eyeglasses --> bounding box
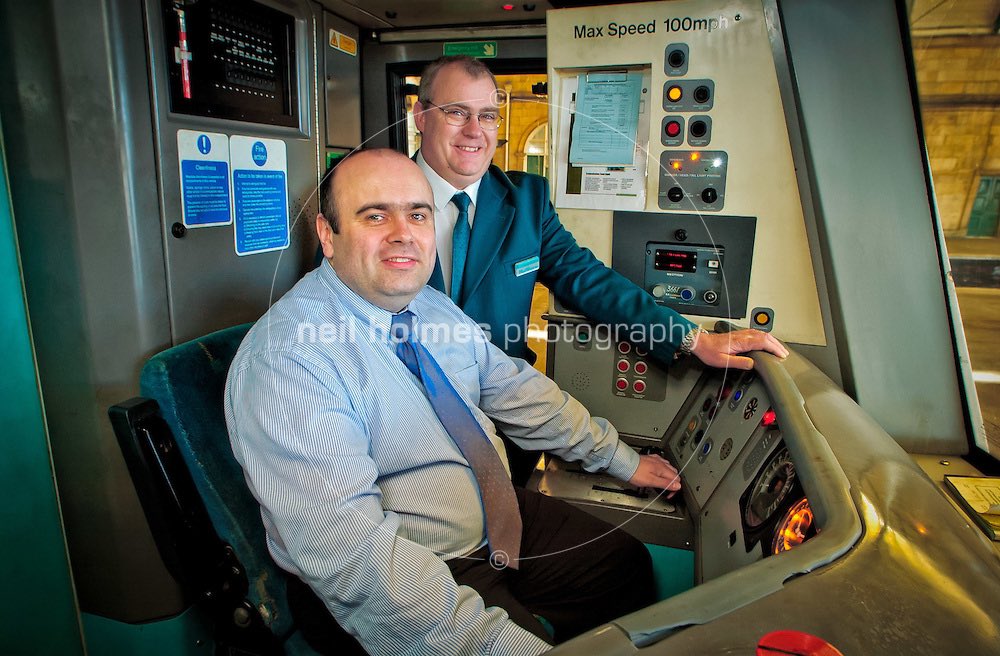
[424,101,503,131]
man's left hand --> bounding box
[690,329,789,370]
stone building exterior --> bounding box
[913,35,1000,235]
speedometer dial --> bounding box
[744,447,796,528]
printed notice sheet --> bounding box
[177,130,232,228]
[554,70,649,211]
[569,72,642,166]
[231,136,290,256]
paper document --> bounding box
[569,73,642,166]
[554,71,649,211]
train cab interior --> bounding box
[3,0,1000,654]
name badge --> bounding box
[513,256,540,277]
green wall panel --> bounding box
[646,543,695,601]
[81,609,213,656]
[0,128,82,651]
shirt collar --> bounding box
[317,260,430,337]
[416,150,482,212]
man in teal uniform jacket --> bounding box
[411,56,786,480]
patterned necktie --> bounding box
[391,311,522,569]
[449,192,472,303]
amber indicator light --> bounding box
[772,497,815,555]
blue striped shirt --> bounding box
[224,262,640,656]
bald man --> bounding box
[226,149,683,656]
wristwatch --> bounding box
[678,327,707,356]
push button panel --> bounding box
[665,369,778,511]
[610,340,662,401]
[658,150,729,212]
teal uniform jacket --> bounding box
[427,165,697,364]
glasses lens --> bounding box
[434,103,502,130]
[443,110,467,126]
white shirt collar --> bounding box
[416,151,482,211]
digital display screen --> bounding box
[655,249,697,273]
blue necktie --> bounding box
[391,311,522,569]
[449,192,472,303]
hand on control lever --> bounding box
[629,453,682,498]
[691,329,789,370]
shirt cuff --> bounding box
[605,440,641,482]
[490,620,551,656]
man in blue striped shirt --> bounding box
[225,149,684,655]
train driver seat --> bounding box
[109,323,329,655]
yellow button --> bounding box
[667,86,682,102]
[755,312,770,325]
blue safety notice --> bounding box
[177,130,232,227]
[233,169,289,255]
[180,160,231,226]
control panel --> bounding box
[612,211,755,319]
[547,0,828,346]
[658,150,728,212]
[548,321,702,446]
[161,0,299,127]
[658,365,811,582]
[645,242,724,310]
[610,338,657,399]
[535,350,814,568]
[666,369,776,511]
[662,78,715,113]
[659,47,724,211]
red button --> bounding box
[665,121,681,137]
[617,342,631,354]
[617,359,630,373]
[634,361,648,375]
[616,378,629,391]
[633,380,647,393]
[757,630,844,656]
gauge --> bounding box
[772,497,816,554]
[744,447,796,528]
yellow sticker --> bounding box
[329,29,357,56]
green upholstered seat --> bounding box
[139,323,299,643]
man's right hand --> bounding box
[628,454,682,493]
[690,328,789,370]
